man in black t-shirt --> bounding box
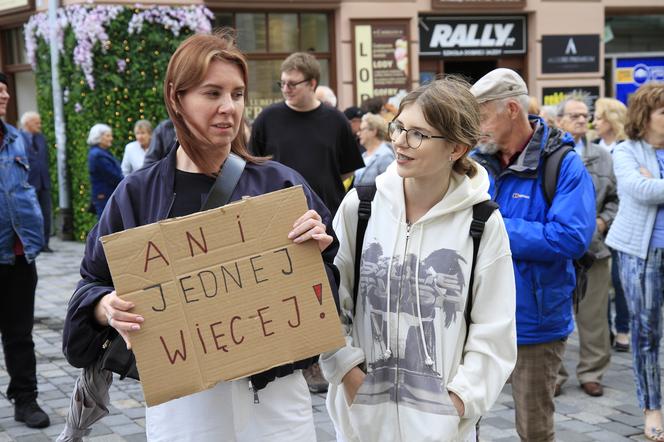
[250,52,364,217]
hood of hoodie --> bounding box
[375,160,491,226]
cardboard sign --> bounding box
[101,186,344,407]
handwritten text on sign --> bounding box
[101,186,344,407]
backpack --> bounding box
[541,146,595,313]
[352,184,498,346]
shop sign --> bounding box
[542,86,600,114]
[353,21,411,107]
[246,97,281,121]
[419,16,526,57]
[614,56,664,105]
[432,0,526,8]
[0,0,29,13]
[541,35,600,74]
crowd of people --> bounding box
[1,27,664,442]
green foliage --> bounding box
[34,8,195,240]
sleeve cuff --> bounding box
[319,343,365,385]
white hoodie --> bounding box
[320,163,517,442]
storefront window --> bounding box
[214,11,333,120]
[268,13,298,53]
[2,27,28,65]
[301,13,329,52]
[236,13,267,53]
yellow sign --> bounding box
[615,68,633,84]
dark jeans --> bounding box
[36,188,51,247]
[608,249,630,334]
[0,256,38,402]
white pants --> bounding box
[146,371,316,442]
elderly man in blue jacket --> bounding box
[470,69,595,442]
[21,111,53,253]
[0,72,50,428]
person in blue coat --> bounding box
[20,112,53,252]
[0,72,50,429]
[470,69,595,442]
[87,124,123,219]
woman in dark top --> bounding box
[63,30,338,441]
[87,123,123,218]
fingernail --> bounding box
[287,231,294,239]
[136,316,144,322]
[131,324,140,330]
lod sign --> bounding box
[420,16,526,57]
[101,186,345,407]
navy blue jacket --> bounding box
[88,145,123,217]
[0,122,44,264]
[21,131,51,191]
[64,146,340,390]
[471,118,595,345]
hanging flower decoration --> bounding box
[24,4,212,89]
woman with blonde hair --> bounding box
[594,97,627,152]
[63,29,338,441]
[593,97,630,351]
[606,82,664,441]
[321,77,516,441]
[354,113,394,186]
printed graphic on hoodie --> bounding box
[355,242,466,415]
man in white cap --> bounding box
[470,68,596,441]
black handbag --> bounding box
[99,153,247,380]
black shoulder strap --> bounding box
[542,145,574,206]
[201,153,247,210]
[464,200,499,346]
[353,184,377,314]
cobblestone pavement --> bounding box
[0,237,654,441]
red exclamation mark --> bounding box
[313,283,324,319]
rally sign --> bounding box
[419,16,526,57]
[101,186,345,407]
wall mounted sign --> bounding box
[419,16,527,58]
[614,56,664,105]
[353,20,411,107]
[432,0,525,9]
[541,35,600,74]
[542,86,600,114]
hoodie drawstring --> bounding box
[414,224,434,367]
[382,213,404,361]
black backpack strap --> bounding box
[201,153,247,210]
[353,184,377,316]
[542,145,574,206]
[465,200,499,346]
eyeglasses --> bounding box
[388,121,447,149]
[276,79,310,90]
[563,112,591,121]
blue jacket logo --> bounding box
[512,192,530,199]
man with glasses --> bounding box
[250,52,363,394]
[555,94,618,399]
[470,69,595,442]
[250,52,363,219]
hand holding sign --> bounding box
[288,209,332,251]
[94,291,143,349]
